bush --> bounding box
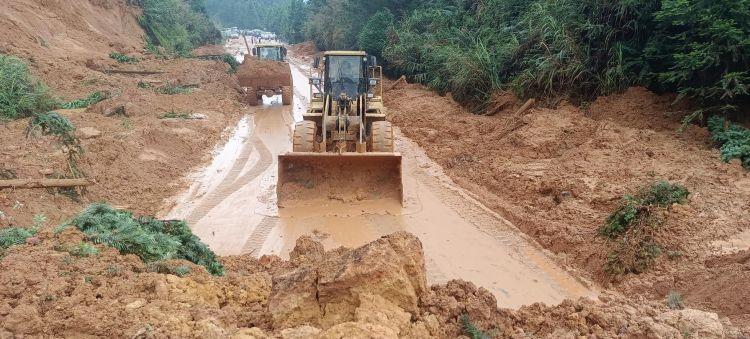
[64,203,224,275]
[357,10,395,59]
[601,181,689,276]
[221,54,240,73]
[138,0,221,56]
[708,115,750,169]
[61,91,107,109]
[666,291,684,310]
[109,52,139,64]
[0,227,36,252]
[0,54,58,120]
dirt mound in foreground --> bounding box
[1,230,738,338]
[385,81,750,330]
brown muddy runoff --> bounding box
[162,42,596,308]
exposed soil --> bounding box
[1,1,748,336]
[1,228,739,338]
[384,80,750,330]
[0,0,246,229]
[237,57,292,89]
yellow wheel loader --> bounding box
[237,40,293,106]
[277,51,402,205]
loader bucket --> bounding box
[277,152,403,206]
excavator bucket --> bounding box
[277,152,403,206]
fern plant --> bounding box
[708,116,750,169]
[64,203,224,275]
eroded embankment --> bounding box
[384,79,750,330]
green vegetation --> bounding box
[708,116,750,169]
[109,52,139,64]
[205,0,749,120]
[0,54,58,120]
[61,91,107,109]
[155,84,197,95]
[602,181,689,276]
[222,54,240,73]
[137,0,221,56]
[460,314,490,339]
[0,227,36,253]
[63,203,224,275]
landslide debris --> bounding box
[385,80,750,331]
[0,230,739,338]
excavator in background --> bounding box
[277,51,403,206]
[236,37,292,106]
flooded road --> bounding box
[164,41,596,308]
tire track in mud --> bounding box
[240,215,277,255]
[186,134,273,225]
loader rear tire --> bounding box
[245,87,259,106]
[371,121,394,152]
[293,121,316,152]
[281,86,292,105]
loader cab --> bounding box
[252,44,287,62]
[317,51,377,99]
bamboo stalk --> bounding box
[0,179,91,189]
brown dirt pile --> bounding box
[237,58,292,89]
[287,41,319,64]
[1,230,737,338]
[0,0,144,99]
[385,81,750,330]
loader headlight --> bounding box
[367,93,374,98]
[310,78,320,85]
[369,79,377,86]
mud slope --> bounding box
[385,81,750,328]
[0,1,245,228]
[0,0,144,98]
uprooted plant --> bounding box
[601,181,689,276]
[155,83,198,95]
[60,203,224,276]
[26,112,84,178]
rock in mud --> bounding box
[269,232,427,330]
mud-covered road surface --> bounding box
[163,39,596,308]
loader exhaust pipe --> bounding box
[277,152,403,207]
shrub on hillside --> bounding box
[601,181,689,276]
[62,203,224,275]
[357,9,395,59]
[138,0,221,56]
[0,227,36,254]
[0,55,58,120]
[61,91,107,109]
[708,116,750,169]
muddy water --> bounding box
[164,48,597,308]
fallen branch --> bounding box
[104,69,164,75]
[0,179,91,189]
[514,98,536,116]
[386,75,407,91]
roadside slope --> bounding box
[385,81,750,329]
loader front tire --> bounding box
[293,121,316,152]
[371,121,394,152]
[281,86,292,105]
